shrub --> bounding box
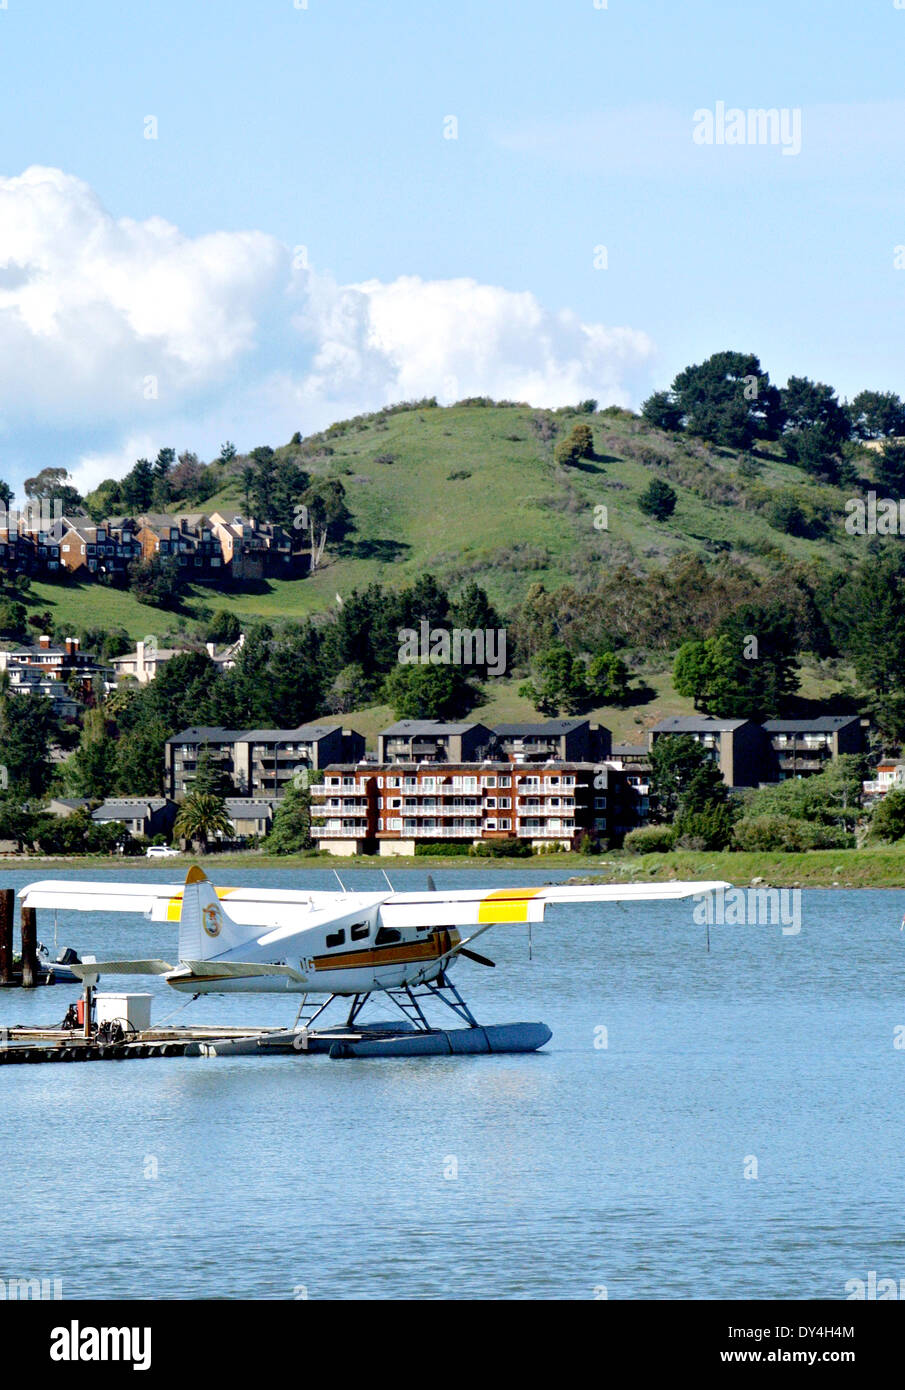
[732,814,854,852]
[470,839,532,858]
[624,825,678,854]
[638,478,678,521]
[414,841,471,856]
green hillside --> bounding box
[27,399,874,646]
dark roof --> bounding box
[493,720,588,736]
[165,727,249,744]
[653,716,749,732]
[762,717,861,733]
[380,721,489,737]
[240,725,341,742]
[611,743,649,756]
[91,798,171,821]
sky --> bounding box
[0,0,903,496]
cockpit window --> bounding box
[325,929,346,949]
[375,927,401,946]
[351,922,369,941]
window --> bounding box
[325,929,346,949]
[499,797,511,809]
[485,797,496,808]
[498,818,511,830]
[499,776,511,787]
[595,797,607,809]
[375,927,401,945]
[484,776,497,788]
[351,922,369,941]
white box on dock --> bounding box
[95,993,153,1031]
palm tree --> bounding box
[173,793,233,854]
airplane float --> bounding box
[18,869,731,1057]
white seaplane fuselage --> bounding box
[167,909,462,996]
[161,884,466,996]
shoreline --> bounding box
[1,847,905,887]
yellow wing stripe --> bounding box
[477,887,545,924]
[165,887,237,921]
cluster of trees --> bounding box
[85,445,234,520]
[518,646,631,716]
[673,604,800,721]
[625,739,865,853]
[642,350,905,485]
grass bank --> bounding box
[3,847,905,886]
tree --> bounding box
[519,644,588,715]
[173,793,233,852]
[830,548,905,738]
[648,734,727,823]
[300,477,352,570]
[84,479,123,523]
[641,391,684,432]
[673,610,799,723]
[265,774,322,854]
[874,441,905,494]
[848,390,905,441]
[129,554,182,608]
[449,582,500,633]
[219,441,238,465]
[66,706,118,798]
[120,458,156,512]
[638,478,677,521]
[113,717,170,796]
[781,376,851,482]
[0,599,27,639]
[0,689,55,795]
[191,745,234,797]
[383,663,474,720]
[554,423,594,467]
[869,788,905,843]
[670,351,783,447]
[586,650,631,704]
[206,610,241,645]
[22,466,83,512]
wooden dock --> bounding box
[0,1019,552,1062]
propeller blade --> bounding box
[458,947,496,968]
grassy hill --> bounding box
[31,400,870,640]
[11,400,870,743]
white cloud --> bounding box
[0,166,656,490]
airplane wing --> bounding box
[179,961,305,981]
[18,879,335,927]
[378,880,731,929]
[69,959,175,979]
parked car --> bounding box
[145,845,181,858]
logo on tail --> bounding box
[202,904,222,938]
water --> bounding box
[1,866,903,1300]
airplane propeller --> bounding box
[457,946,496,968]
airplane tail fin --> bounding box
[177,866,244,961]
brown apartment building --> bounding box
[310,761,628,856]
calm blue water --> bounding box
[1,866,904,1300]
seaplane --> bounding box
[18,869,730,1057]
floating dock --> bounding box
[0,1020,552,1064]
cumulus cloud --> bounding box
[0,166,656,490]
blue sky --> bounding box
[0,0,903,494]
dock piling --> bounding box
[19,905,37,989]
[0,889,13,985]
